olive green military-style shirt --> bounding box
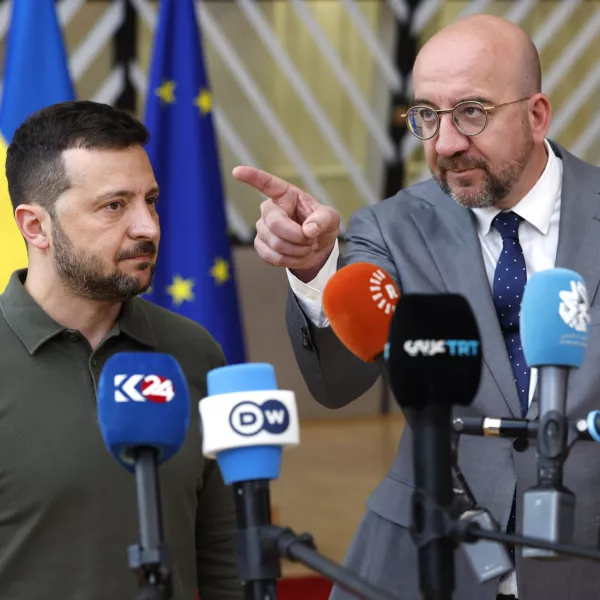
[0,269,242,600]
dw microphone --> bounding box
[520,268,590,559]
[199,363,300,600]
[97,352,190,600]
[200,362,405,600]
[323,263,512,584]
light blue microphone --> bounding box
[200,363,299,485]
[521,267,590,369]
[199,363,299,597]
[520,268,590,559]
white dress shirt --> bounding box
[286,139,563,596]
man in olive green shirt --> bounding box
[0,101,242,600]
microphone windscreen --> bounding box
[200,363,299,484]
[520,268,590,368]
[207,362,277,395]
[322,262,400,361]
[387,294,482,409]
[97,352,190,472]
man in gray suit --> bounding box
[233,14,600,600]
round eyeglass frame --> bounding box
[401,97,531,140]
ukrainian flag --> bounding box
[0,0,75,291]
[143,0,247,364]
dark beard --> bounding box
[433,136,532,209]
[51,216,156,302]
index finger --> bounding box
[232,166,294,204]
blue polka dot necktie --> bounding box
[492,211,530,416]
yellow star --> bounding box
[194,88,212,115]
[155,80,176,105]
[210,258,230,285]
[166,275,195,306]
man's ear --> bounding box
[15,204,51,251]
[528,93,552,145]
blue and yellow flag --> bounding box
[144,0,247,364]
[0,0,75,292]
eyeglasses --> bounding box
[401,97,531,140]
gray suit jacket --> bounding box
[286,141,600,599]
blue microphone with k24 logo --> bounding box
[97,351,190,600]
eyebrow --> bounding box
[94,185,160,202]
[410,96,494,108]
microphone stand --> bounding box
[261,525,402,600]
[410,405,455,600]
[453,415,591,446]
[233,479,404,600]
[234,480,280,600]
[409,483,600,593]
[128,448,172,600]
[230,448,600,600]
[454,519,600,564]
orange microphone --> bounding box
[322,262,400,363]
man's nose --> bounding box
[129,204,160,240]
[435,114,470,157]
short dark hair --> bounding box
[6,100,150,213]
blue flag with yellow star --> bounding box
[143,0,246,364]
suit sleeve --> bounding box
[195,459,243,600]
[286,205,400,409]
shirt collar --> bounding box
[0,269,158,355]
[471,139,562,237]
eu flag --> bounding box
[144,0,247,365]
[0,0,75,292]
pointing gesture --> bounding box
[232,166,341,282]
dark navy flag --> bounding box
[144,0,246,365]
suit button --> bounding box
[301,326,313,351]
[513,437,529,452]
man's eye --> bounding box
[420,109,436,121]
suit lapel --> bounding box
[553,144,600,306]
[410,188,522,417]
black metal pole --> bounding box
[129,447,172,600]
[114,0,138,112]
[261,525,404,600]
[233,480,280,600]
[380,0,421,415]
[458,522,600,564]
[382,0,422,199]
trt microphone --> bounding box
[520,268,590,559]
[323,263,512,584]
[199,363,300,600]
[387,294,482,600]
[97,352,190,600]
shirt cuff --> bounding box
[286,240,340,328]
